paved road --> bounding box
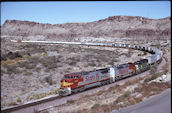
[111,88,171,113]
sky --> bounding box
[1,1,171,25]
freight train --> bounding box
[59,43,163,96]
[13,40,162,96]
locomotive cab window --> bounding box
[64,75,73,79]
[101,70,109,73]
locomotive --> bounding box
[59,43,163,96]
[59,63,136,96]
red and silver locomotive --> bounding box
[59,62,136,96]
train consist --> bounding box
[59,43,163,96]
[11,40,163,96]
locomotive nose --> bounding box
[60,79,65,87]
[60,79,73,88]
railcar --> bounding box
[59,62,136,96]
[146,54,158,65]
[59,68,111,96]
[134,59,149,74]
[125,44,129,48]
[113,63,136,79]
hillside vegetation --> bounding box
[1,16,171,41]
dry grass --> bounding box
[67,99,75,104]
[24,72,33,76]
[27,89,59,101]
[86,82,170,113]
[17,97,22,103]
[135,82,170,98]
[123,90,131,98]
[8,100,17,106]
[162,63,169,73]
[122,77,143,88]
[1,60,15,65]
[48,89,59,95]
[164,56,168,62]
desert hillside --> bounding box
[1,16,171,41]
[1,16,171,109]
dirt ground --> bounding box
[1,39,153,108]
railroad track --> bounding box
[2,40,163,113]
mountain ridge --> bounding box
[1,15,171,41]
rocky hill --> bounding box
[1,16,171,41]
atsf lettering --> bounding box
[85,74,99,81]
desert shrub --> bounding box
[151,74,159,80]
[123,90,131,98]
[143,51,147,55]
[8,99,17,106]
[36,67,41,72]
[40,56,58,69]
[120,53,129,57]
[64,68,71,73]
[8,51,22,60]
[28,57,39,64]
[91,103,100,110]
[1,60,15,65]
[44,75,53,85]
[68,61,77,66]
[96,90,105,96]
[45,68,50,72]
[108,86,116,92]
[128,98,136,105]
[164,56,168,62]
[67,99,75,104]
[88,62,96,67]
[163,69,168,75]
[25,63,37,69]
[48,63,57,69]
[48,89,59,95]
[149,64,158,75]
[24,72,33,76]
[101,104,111,113]
[123,80,133,87]
[1,54,7,61]
[162,63,169,73]
[17,97,22,103]
[6,64,20,74]
[17,61,27,67]
[7,52,15,59]
[144,64,160,82]
[14,57,26,62]
[144,77,152,83]
[27,93,47,100]
[133,97,143,103]
[138,53,142,56]
[57,55,63,59]
[33,109,40,113]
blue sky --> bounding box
[1,1,171,25]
